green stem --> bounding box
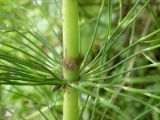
[62,0,79,120]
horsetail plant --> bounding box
[0,0,160,119]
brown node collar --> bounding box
[62,57,80,70]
